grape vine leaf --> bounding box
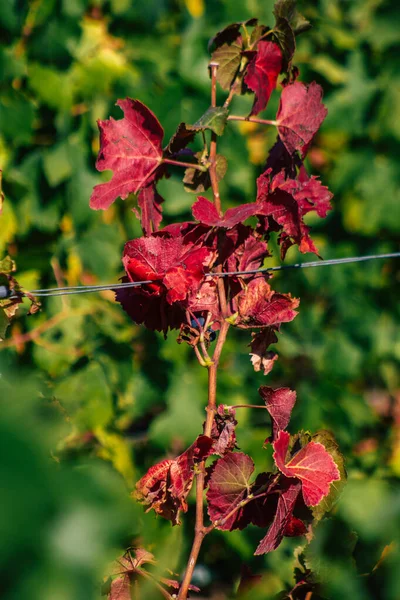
[272,430,341,506]
[249,328,278,375]
[244,41,282,116]
[122,228,215,304]
[254,478,302,554]
[273,0,311,36]
[211,37,243,90]
[189,107,229,136]
[256,168,332,257]
[90,99,164,213]
[183,154,227,194]
[276,81,328,155]
[259,386,297,441]
[192,196,261,228]
[235,278,299,329]
[134,435,212,524]
[207,452,255,530]
[210,405,238,456]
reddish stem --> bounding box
[209,64,222,216]
[177,321,230,600]
[231,404,268,410]
[163,158,207,171]
[227,115,277,126]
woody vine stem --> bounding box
[177,62,230,600]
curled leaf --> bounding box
[134,435,212,524]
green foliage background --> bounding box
[0,0,399,598]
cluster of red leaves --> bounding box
[89,0,342,572]
[92,77,330,336]
[135,386,342,555]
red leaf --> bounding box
[259,386,296,441]
[210,405,238,456]
[192,196,261,229]
[137,183,164,236]
[254,478,301,554]
[244,41,283,116]
[276,81,327,155]
[249,328,278,375]
[135,435,212,524]
[273,431,341,506]
[206,452,255,530]
[283,515,307,537]
[109,574,131,600]
[236,277,299,329]
[118,223,217,332]
[90,98,164,222]
[256,168,332,257]
[225,227,269,277]
[120,226,215,318]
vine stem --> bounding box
[227,115,277,126]
[209,63,222,216]
[178,62,231,600]
[163,158,207,172]
[231,404,268,410]
[177,321,230,600]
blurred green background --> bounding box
[0,0,399,598]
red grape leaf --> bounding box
[206,452,255,530]
[273,430,341,506]
[136,183,164,235]
[164,122,196,156]
[90,99,164,211]
[225,228,269,277]
[118,223,216,332]
[254,478,302,554]
[108,574,131,600]
[122,229,215,304]
[276,81,327,155]
[210,405,238,456]
[249,328,278,375]
[256,168,332,257]
[235,277,299,329]
[135,435,212,524]
[244,41,282,116]
[192,196,261,229]
[259,386,297,441]
[283,515,307,537]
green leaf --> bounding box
[211,40,243,90]
[183,153,227,193]
[43,142,73,187]
[53,363,114,431]
[0,90,35,145]
[0,307,9,340]
[189,106,229,136]
[272,16,296,70]
[0,255,15,274]
[273,0,311,36]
